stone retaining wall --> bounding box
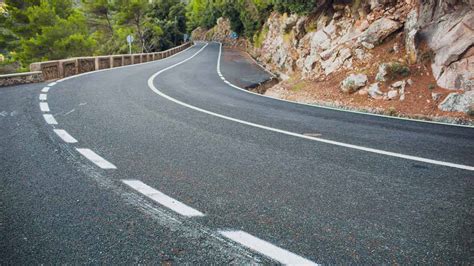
[0,42,192,87]
[0,71,44,87]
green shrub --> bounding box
[387,106,397,116]
[253,25,269,48]
[387,62,410,80]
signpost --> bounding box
[126,35,134,54]
[183,34,189,42]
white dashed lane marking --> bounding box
[122,180,205,217]
[41,86,50,93]
[43,114,58,125]
[54,129,78,143]
[48,82,57,86]
[76,148,117,169]
[220,230,318,265]
[39,102,50,112]
[39,94,47,101]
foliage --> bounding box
[386,62,410,80]
[253,25,268,48]
[0,0,333,72]
[272,0,317,15]
[2,0,96,68]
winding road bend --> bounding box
[1,42,473,264]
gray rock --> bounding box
[435,51,474,90]
[321,47,352,75]
[407,78,414,86]
[405,10,419,64]
[358,18,402,45]
[438,91,474,112]
[399,86,406,101]
[391,80,406,88]
[432,92,443,101]
[424,10,474,90]
[361,42,375,49]
[341,73,368,93]
[368,82,383,99]
[354,49,369,60]
[387,90,398,100]
[375,64,388,82]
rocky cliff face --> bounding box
[193,0,473,120]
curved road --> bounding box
[1,42,473,264]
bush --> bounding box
[386,62,410,80]
[253,25,269,48]
[273,0,316,15]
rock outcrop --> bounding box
[418,2,474,91]
[194,0,473,115]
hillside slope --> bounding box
[192,0,473,124]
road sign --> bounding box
[126,35,134,54]
[230,32,238,39]
[183,34,189,42]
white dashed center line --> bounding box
[122,180,205,217]
[39,102,50,112]
[43,114,58,125]
[48,82,57,86]
[220,230,318,265]
[39,94,47,101]
[54,129,78,143]
[41,86,50,93]
[76,148,117,169]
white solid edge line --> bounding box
[41,86,50,93]
[122,179,205,217]
[43,114,58,125]
[56,43,196,83]
[147,42,474,171]
[48,82,57,86]
[39,102,50,112]
[76,148,116,169]
[220,230,318,265]
[216,43,473,129]
[53,129,78,143]
[39,94,47,101]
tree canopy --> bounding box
[0,0,325,72]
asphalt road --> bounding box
[1,42,473,264]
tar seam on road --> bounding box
[148,42,474,171]
[216,43,473,128]
[122,180,205,217]
[76,148,117,169]
[53,129,78,143]
[220,230,318,265]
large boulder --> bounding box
[357,18,402,45]
[368,83,383,99]
[419,2,474,90]
[438,91,474,113]
[404,10,419,64]
[341,74,368,93]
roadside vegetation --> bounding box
[0,0,330,73]
[0,0,187,73]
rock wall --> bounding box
[0,71,44,87]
